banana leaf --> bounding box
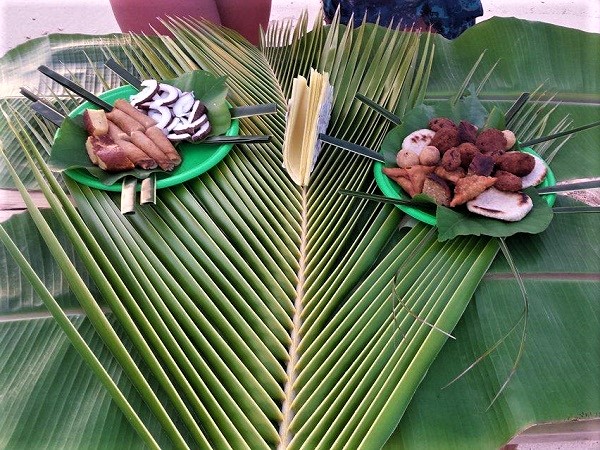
[0,15,598,450]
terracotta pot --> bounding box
[108,0,222,36]
[215,0,272,45]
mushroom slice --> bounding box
[130,79,160,107]
[172,92,196,117]
[467,187,533,221]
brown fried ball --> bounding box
[496,151,535,177]
[468,153,495,176]
[494,170,523,192]
[475,128,507,155]
[458,120,478,143]
[441,147,462,171]
[430,127,461,154]
[457,142,480,169]
[428,117,457,131]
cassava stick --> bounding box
[113,98,157,129]
[129,130,175,171]
[145,126,181,164]
[106,107,145,134]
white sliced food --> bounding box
[187,100,207,122]
[167,132,191,141]
[401,128,436,156]
[130,79,159,107]
[521,154,547,188]
[191,121,211,141]
[147,105,174,130]
[152,84,181,106]
[467,187,533,222]
[172,92,195,117]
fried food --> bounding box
[428,117,456,131]
[383,165,435,197]
[468,153,495,176]
[450,175,497,207]
[435,165,466,184]
[494,170,522,192]
[457,142,479,168]
[441,147,462,171]
[396,149,420,168]
[475,128,507,155]
[419,145,441,166]
[430,127,461,154]
[422,174,451,206]
[496,151,535,177]
[458,120,478,143]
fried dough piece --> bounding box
[106,107,145,134]
[383,165,435,197]
[113,98,157,129]
[145,126,181,164]
[450,175,497,207]
[434,165,466,184]
[422,174,451,206]
[113,138,158,170]
[129,130,176,171]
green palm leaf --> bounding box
[0,16,598,449]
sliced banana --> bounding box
[401,128,436,156]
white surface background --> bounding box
[1,0,599,55]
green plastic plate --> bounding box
[54,85,239,192]
[373,147,556,226]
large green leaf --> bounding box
[0,15,598,450]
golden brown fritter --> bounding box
[428,117,457,131]
[457,142,480,168]
[430,127,461,154]
[435,165,466,184]
[494,170,523,192]
[441,147,462,171]
[468,153,495,176]
[422,174,452,206]
[496,151,535,176]
[450,175,497,207]
[383,165,436,197]
[458,120,478,143]
[475,128,507,155]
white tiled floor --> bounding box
[1,0,599,55]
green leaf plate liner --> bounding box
[51,78,239,192]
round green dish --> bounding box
[54,85,239,192]
[373,147,556,226]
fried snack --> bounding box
[129,130,176,171]
[450,175,497,207]
[113,98,158,129]
[383,165,435,197]
[494,170,522,192]
[107,120,130,142]
[458,120,478,143]
[106,107,146,134]
[428,117,456,131]
[502,130,517,149]
[422,174,451,206]
[83,109,109,136]
[145,126,182,164]
[435,165,466,184]
[430,127,461,154]
[475,128,507,155]
[419,145,441,166]
[496,151,535,176]
[441,147,462,171]
[457,142,479,168]
[113,138,158,170]
[396,149,420,168]
[468,153,495,176]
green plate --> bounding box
[55,85,239,192]
[373,147,556,226]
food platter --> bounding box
[53,85,240,192]
[373,147,556,226]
